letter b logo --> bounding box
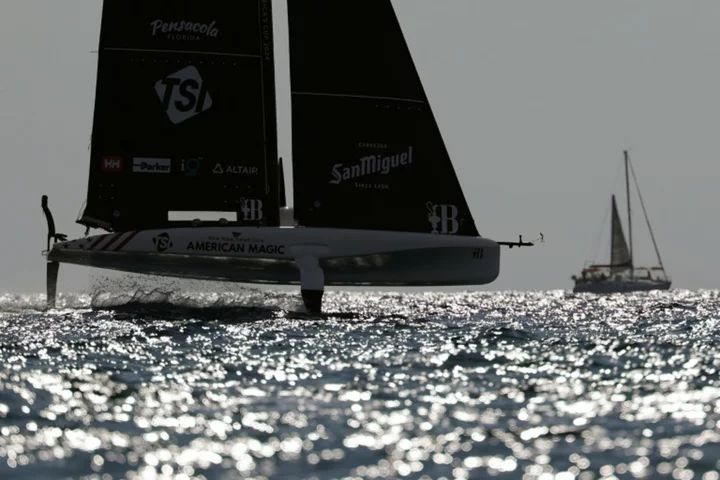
[438,204,459,234]
[427,202,459,234]
[242,199,263,221]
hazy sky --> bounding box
[2,0,719,294]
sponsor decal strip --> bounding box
[88,232,140,251]
[113,231,140,251]
[89,235,110,250]
[101,233,125,251]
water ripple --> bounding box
[0,288,719,479]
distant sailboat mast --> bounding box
[624,150,633,280]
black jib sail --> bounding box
[79,0,279,232]
[287,0,479,236]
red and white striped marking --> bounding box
[88,231,140,252]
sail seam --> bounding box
[292,91,426,104]
[103,48,262,59]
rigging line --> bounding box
[528,233,545,244]
[629,159,666,272]
[585,156,625,264]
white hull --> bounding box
[47,226,500,287]
[573,279,671,294]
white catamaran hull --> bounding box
[47,226,500,287]
[573,280,671,294]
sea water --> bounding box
[0,287,718,479]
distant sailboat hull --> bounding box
[573,278,671,294]
[47,227,500,287]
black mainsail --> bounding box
[287,0,479,236]
[79,0,279,231]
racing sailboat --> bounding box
[41,0,535,313]
[572,150,670,293]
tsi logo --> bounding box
[133,157,171,173]
[426,202,459,234]
[155,65,213,124]
[241,199,263,221]
[152,232,173,252]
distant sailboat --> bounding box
[572,150,671,293]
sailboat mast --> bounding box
[624,150,633,278]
